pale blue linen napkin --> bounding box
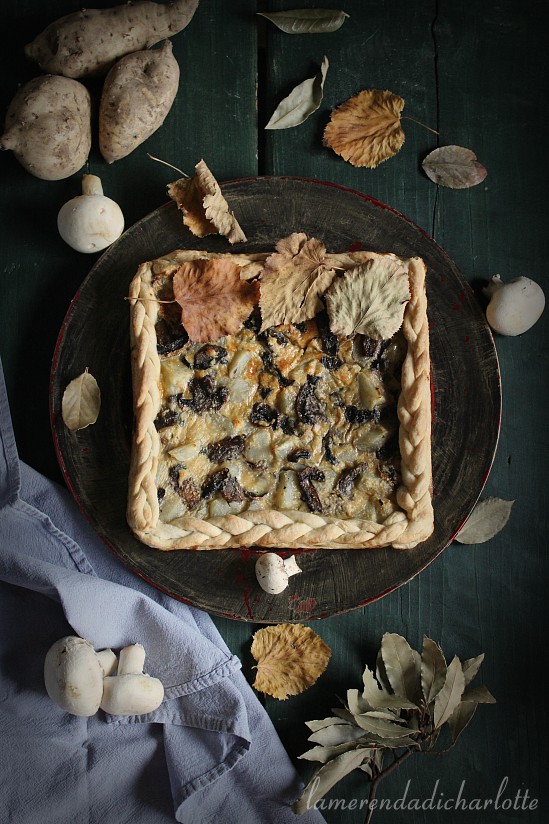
[0,361,324,824]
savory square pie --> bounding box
[127,237,433,550]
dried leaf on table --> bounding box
[265,56,329,129]
[454,497,514,544]
[433,656,465,728]
[259,232,340,330]
[323,88,405,167]
[258,9,349,34]
[173,257,259,342]
[422,145,487,189]
[293,749,370,814]
[420,636,447,705]
[61,369,101,431]
[167,159,246,244]
[325,257,410,339]
[251,623,331,700]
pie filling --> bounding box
[153,310,406,525]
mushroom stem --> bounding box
[118,644,146,676]
[96,648,118,676]
[81,173,103,197]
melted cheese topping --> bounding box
[154,319,406,523]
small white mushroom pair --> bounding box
[44,636,164,717]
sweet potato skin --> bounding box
[0,76,91,181]
[24,0,199,78]
[99,40,180,163]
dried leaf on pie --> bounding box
[265,55,329,129]
[251,623,331,700]
[259,232,339,330]
[326,257,411,339]
[172,258,259,342]
[422,145,487,189]
[167,159,247,244]
[62,369,101,431]
[323,89,405,168]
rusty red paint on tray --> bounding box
[347,241,363,252]
[296,597,317,613]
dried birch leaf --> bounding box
[259,9,349,34]
[326,257,410,339]
[62,369,101,431]
[173,258,259,342]
[422,145,487,189]
[266,56,329,129]
[251,623,331,700]
[323,89,405,168]
[454,497,514,544]
[167,159,246,244]
[259,232,339,330]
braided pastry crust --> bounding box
[127,248,433,550]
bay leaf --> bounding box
[380,633,422,703]
[454,497,514,544]
[347,687,371,715]
[422,145,487,189]
[461,653,485,686]
[309,723,369,747]
[362,665,418,710]
[299,741,370,764]
[447,700,478,744]
[433,656,465,728]
[293,748,371,814]
[258,9,349,34]
[305,716,350,732]
[265,55,329,129]
[353,713,413,739]
[461,684,496,704]
[420,636,447,705]
[61,369,101,431]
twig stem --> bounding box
[401,115,439,135]
[364,749,414,824]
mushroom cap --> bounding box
[486,276,545,336]
[100,674,165,716]
[57,194,124,253]
[44,636,104,716]
[255,553,289,594]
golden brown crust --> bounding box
[127,248,433,550]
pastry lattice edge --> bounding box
[127,249,434,550]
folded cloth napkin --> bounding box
[0,361,325,824]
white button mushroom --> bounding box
[100,643,164,716]
[57,174,124,253]
[483,274,545,336]
[255,553,302,595]
[44,635,116,717]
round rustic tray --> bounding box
[50,177,501,622]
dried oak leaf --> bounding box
[173,258,259,342]
[167,159,246,244]
[259,232,341,330]
[326,257,411,339]
[422,145,487,189]
[251,623,331,700]
[323,89,405,168]
[61,369,101,431]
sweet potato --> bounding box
[0,75,91,180]
[24,0,199,78]
[99,40,180,163]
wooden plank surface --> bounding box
[1,1,548,822]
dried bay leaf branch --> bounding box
[293,633,495,817]
[265,55,329,130]
[61,369,101,431]
[258,8,349,34]
[454,497,514,544]
[173,257,259,342]
[422,145,487,189]
[251,623,331,700]
[167,159,247,243]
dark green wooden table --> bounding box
[1,1,548,821]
